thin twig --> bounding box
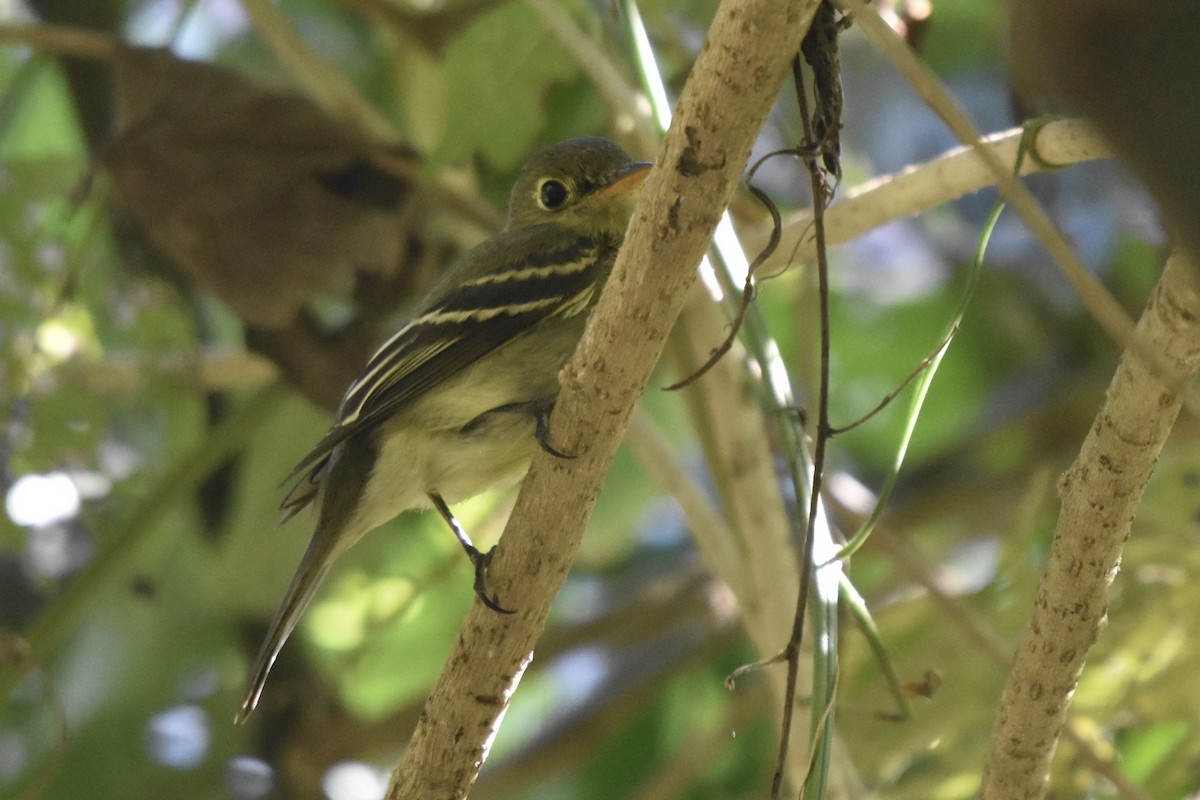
[754,118,1111,273]
[625,410,743,596]
[773,51,837,800]
[240,0,398,141]
[840,0,1200,418]
[0,22,116,60]
[665,166,784,390]
[829,327,955,435]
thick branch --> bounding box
[980,249,1200,799]
[384,1,819,797]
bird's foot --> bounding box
[533,405,576,460]
[470,545,514,615]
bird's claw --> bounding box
[535,407,576,460]
[471,546,514,614]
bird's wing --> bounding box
[281,230,613,498]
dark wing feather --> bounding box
[280,229,614,502]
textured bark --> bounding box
[980,250,1200,799]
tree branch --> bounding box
[384,1,819,797]
[980,248,1200,799]
[754,117,1111,271]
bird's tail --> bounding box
[235,536,335,724]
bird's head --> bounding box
[506,137,652,234]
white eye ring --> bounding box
[536,178,571,211]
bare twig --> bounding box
[59,350,278,393]
[754,117,1111,272]
[625,410,742,594]
[772,49,837,800]
[383,2,820,797]
[841,0,1139,355]
[829,327,955,435]
[240,0,398,141]
[665,167,783,391]
[0,22,115,60]
[980,249,1200,799]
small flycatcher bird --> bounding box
[237,137,651,722]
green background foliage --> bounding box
[2,1,1197,799]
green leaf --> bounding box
[435,3,581,170]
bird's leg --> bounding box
[428,492,514,614]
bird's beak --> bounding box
[596,161,653,198]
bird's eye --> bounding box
[537,178,570,211]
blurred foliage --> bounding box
[1,1,1197,800]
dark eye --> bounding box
[537,178,570,211]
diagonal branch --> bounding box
[753,118,1111,271]
[384,1,820,797]
[980,248,1200,799]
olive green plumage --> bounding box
[237,137,651,721]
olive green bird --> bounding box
[237,137,651,722]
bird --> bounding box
[236,137,652,722]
